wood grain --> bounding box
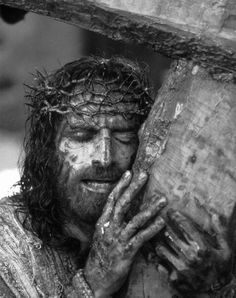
[0,0,235,79]
[127,60,236,297]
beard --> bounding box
[56,163,125,224]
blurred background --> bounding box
[0,7,170,197]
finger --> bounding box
[164,228,190,256]
[121,196,167,240]
[113,171,148,223]
[210,213,228,251]
[193,199,229,253]
[97,170,132,225]
[207,212,230,260]
[139,190,164,211]
[228,203,236,247]
[207,210,229,254]
[188,198,213,232]
[155,244,187,272]
[164,228,204,264]
[128,216,165,254]
[193,198,227,234]
[167,209,205,250]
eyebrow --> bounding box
[65,118,139,131]
[66,119,96,129]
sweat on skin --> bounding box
[54,92,142,245]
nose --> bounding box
[93,128,113,167]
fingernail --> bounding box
[139,171,148,180]
[167,208,175,217]
[157,196,168,207]
[155,216,165,227]
[167,209,181,220]
[124,170,131,179]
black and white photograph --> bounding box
[0,1,235,297]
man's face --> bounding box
[56,93,141,224]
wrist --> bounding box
[72,269,94,298]
[83,269,111,298]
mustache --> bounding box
[81,163,124,181]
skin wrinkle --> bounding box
[14,57,180,297]
[8,57,233,297]
[55,93,140,245]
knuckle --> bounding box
[95,221,101,229]
[116,202,124,213]
[156,216,165,226]
[139,229,154,241]
[155,246,167,258]
[108,193,114,201]
[157,197,168,209]
[172,210,184,221]
[149,218,165,233]
[124,242,134,254]
[140,209,152,218]
[191,240,205,253]
[128,183,139,194]
[118,198,130,210]
[177,263,189,273]
[135,217,147,228]
[138,171,148,181]
[123,170,131,180]
[186,255,198,265]
[197,247,207,259]
[131,235,140,246]
[186,250,200,265]
[129,218,141,229]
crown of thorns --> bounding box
[26,57,154,120]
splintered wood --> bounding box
[0,0,235,78]
[0,1,235,297]
[143,60,236,219]
[128,60,236,298]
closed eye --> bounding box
[113,131,138,144]
[68,129,96,142]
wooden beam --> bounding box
[128,60,236,297]
[0,0,235,81]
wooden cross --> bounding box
[0,0,235,77]
[1,1,235,297]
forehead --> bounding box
[70,87,138,108]
[65,111,140,130]
[62,90,141,130]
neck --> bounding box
[64,218,95,252]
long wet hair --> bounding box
[19,56,153,250]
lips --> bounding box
[81,179,117,193]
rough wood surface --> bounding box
[146,61,236,218]
[0,0,235,80]
[135,59,236,218]
[135,59,236,217]
[128,60,236,297]
[98,0,234,34]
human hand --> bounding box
[155,203,232,296]
[84,170,167,298]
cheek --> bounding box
[58,138,93,171]
[114,143,138,169]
